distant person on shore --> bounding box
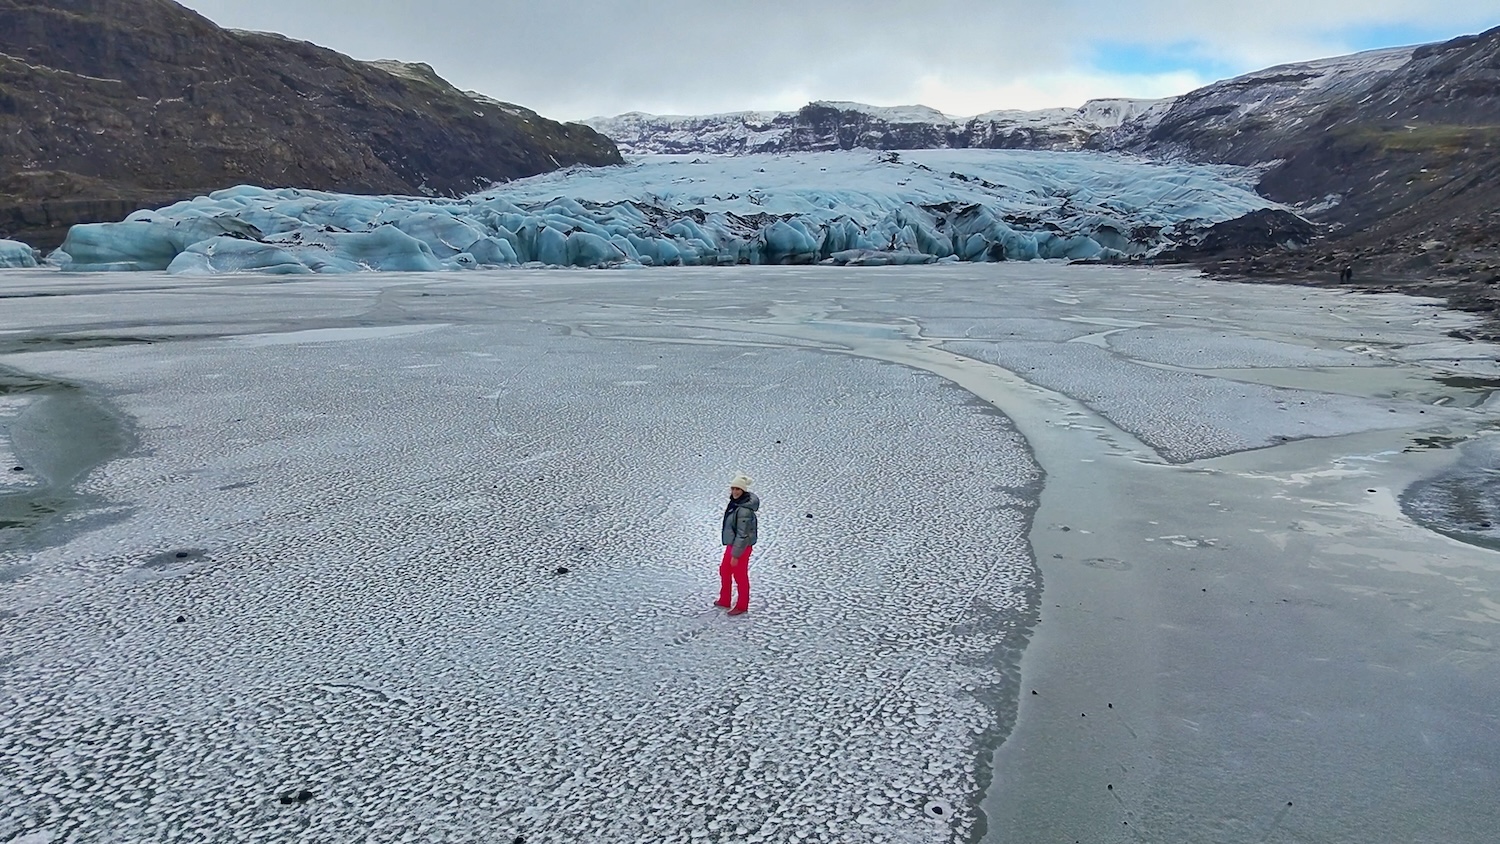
[717,473,760,616]
[1341,265,1354,283]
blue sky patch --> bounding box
[1089,41,1236,79]
[1337,22,1485,51]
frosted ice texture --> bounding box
[1103,328,1380,369]
[3,264,1479,841]
[1402,437,1500,545]
[0,396,32,491]
[944,339,1429,462]
[0,319,1038,844]
[48,150,1276,274]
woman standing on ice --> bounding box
[717,474,760,616]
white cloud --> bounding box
[175,0,1498,120]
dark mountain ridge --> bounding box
[0,0,622,248]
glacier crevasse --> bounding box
[47,150,1282,274]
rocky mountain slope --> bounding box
[0,0,621,248]
[1102,47,1417,161]
[585,98,1169,155]
[1135,28,1500,315]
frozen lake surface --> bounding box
[1,264,1498,843]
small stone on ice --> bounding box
[10,466,22,472]
[555,566,570,575]
[176,615,186,623]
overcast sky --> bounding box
[176,1,1495,121]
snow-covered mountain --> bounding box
[584,98,1172,155]
[1108,45,1418,161]
[585,45,1421,162]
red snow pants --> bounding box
[718,545,753,611]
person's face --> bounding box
[730,486,744,499]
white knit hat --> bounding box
[729,473,753,490]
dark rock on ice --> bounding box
[1158,209,1318,259]
[275,788,314,805]
[142,548,207,570]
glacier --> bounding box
[46,150,1280,275]
[0,239,39,269]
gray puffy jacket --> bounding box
[722,492,760,554]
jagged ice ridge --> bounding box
[47,150,1278,275]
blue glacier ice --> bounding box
[47,150,1284,274]
[0,239,40,269]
